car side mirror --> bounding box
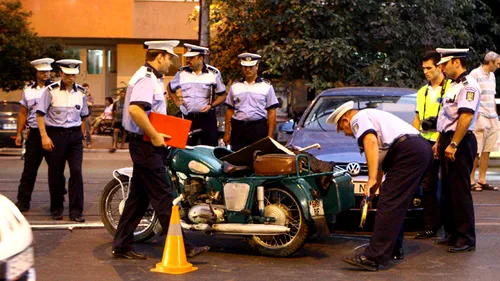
[279,119,295,135]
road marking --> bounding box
[475,204,500,207]
[476,222,500,226]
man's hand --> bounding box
[15,133,22,146]
[200,104,212,113]
[365,178,378,197]
[41,135,54,152]
[151,133,171,147]
[445,145,457,161]
[432,142,439,159]
[223,133,231,146]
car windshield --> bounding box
[302,95,416,131]
[0,103,21,113]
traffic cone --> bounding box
[150,206,198,274]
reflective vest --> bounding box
[416,79,452,141]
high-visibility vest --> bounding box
[416,79,452,141]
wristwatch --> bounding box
[450,141,458,149]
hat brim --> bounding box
[60,66,79,75]
[241,60,258,66]
[183,52,201,57]
[165,49,178,58]
[326,105,354,127]
[437,56,453,65]
[35,66,52,71]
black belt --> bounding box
[442,130,473,138]
[185,110,214,118]
[232,118,267,126]
[393,134,420,147]
[46,126,81,133]
[127,132,144,140]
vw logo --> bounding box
[346,162,361,176]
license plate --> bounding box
[6,247,34,280]
[308,199,325,217]
[353,182,379,195]
[2,123,16,130]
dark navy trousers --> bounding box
[364,136,432,265]
[17,128,46,204]
[112,136,173,251]
[185,110,218,147]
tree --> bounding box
[208,0,498,92]
[0,0,64,91]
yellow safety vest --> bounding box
[416,79,452,141]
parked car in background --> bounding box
[0,194,36,281]
[281,87,421,212]
[0,101,21,148]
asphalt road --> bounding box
[2,151,500,280]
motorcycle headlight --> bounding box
[188,161,210,175]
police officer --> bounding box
[168,43,226,146]
[112,41,208,260]
[223,53,280,151]
[330,101,432,271]
[433,48,479,253]
[15,58,54,212]
[36,59,88,222]
[413,51,452,239]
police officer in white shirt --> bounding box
[329,101,432,271]
[36,59,89,222]
[223,53,280,151]
[433,48,480,253]
[168,44,226,146]
[15,58,54,212]
[112,41,208,260]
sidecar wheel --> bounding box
[248,186,309,257]
[100,175,157,242]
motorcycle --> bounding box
[100,137,355,257]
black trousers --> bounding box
[364,136,432,265]
[185,110,218,146]
[439,132,476,247]
[230,118,268,151]
[17,128,47,204]
[421,140,441,232]
[112,136,173,252]
[45,127,84,218]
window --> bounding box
[107,49,117,73]
[87,49,104,74]
[63,48,80,60]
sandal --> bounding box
[477,182,498,191]
[471,183,482,192]
[341,255,379,271]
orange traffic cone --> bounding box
[150,206,198,274]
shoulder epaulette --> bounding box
[145,67,153,78]
[26,81,36,89]
[206,65,220,74]
[76,84,86,93]
[178,66,190,72]
[47,82,60,90]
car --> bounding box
[282,87,422,211]
[0,101,21,148]
[0,194,36,281]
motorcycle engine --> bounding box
[183,177,224,224]
[188,204,225,224]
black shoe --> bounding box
[112,250,147,260]
[69,216,86,223]
[51,214,63,220]
[186,246,210,258]
[15,201,30,212]
[434,236,455,246]
[341,255,379,271]
[392,248,404,260]
[447,245,475,253]
[414,230,437,239]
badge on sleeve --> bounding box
[75,104,81,110]
[466,91,475,101]
[352,122,359,134]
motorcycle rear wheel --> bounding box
[100,175,158,242]
[248,186,309,257]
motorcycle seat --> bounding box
[222,161,253,177]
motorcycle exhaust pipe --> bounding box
[257,186,264,216]
[181,221,290,235]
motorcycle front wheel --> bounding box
[248,186,309,257]
[100,175,158,242]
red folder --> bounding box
[143,112,192,149]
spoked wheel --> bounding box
[248,186,309,257]
[99,175,158,242]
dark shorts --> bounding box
[113,122,124,130]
